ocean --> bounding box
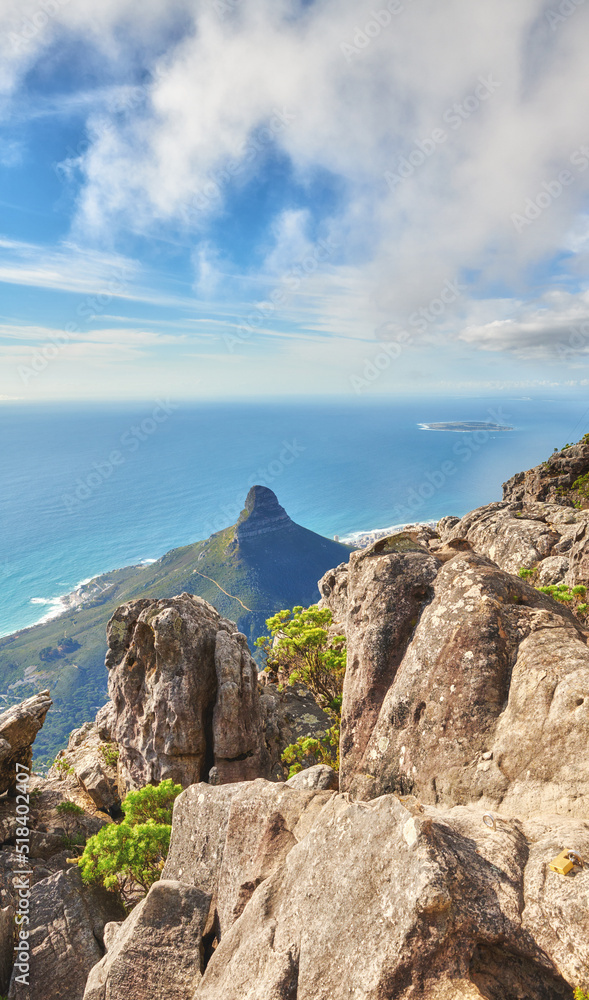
[1,393,588,638]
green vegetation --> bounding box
[257,605,346,778]
[121,778,182,827]
[571,471,589,509]
[574,989,589,1000]
[281,727,340,779]
[518,572,588,622]
[56,800,85,846]
[100,743,119,767]
[78,779,182,907]
[256,605,345,715]
[52,754,75,779]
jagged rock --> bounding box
[163,779,333,938]
[260,681,333,780]
[437,500,589,584]
[105,594,269,793]
[335,534,439,791]
[83,880,210,1000]
[213,630,266,784]
[341,546,589,818]
[7,866,124,1000]
[194,791,588,999]
[317,561,349,622]
[503,438,589,506]
[234,485,294,541]
[0,692,52,795]
[95,702,116,742]
[50,722,119,813]
[286,764,338,790]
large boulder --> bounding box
[333,538,589,818]
[335,535,439,791]
[163,778,333,938]
[0,692,52,795]
[7,867,124,1000]
[83,880,210,1000]
[105,594,269,792]
[194,791,589,999]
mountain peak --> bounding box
[235,485,294,541]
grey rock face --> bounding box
[8,867,124,1000]
[50,721,119,812]
[105,594,269,792]
[163,778,333,939]
[83,880,210,1000]
[336,535,439,791]
[260,681,333,780]
[503,438,589,505]
[0,692,52,795]
[438,499,589,587]
[341,547,589,817]
[234,486,294,541]
[194,791,588,999]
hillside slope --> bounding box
[0,486,351,762]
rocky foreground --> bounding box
[0,441,588,999]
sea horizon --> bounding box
[2,392,588,638]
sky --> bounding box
[1,0,589,401]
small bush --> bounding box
[573,988,589,1000]
[78,820,170,904]
[281,724,340,780]
[121,778,182,827]
[518,567,536,580]
[56,800,85,845]
[53,755,74,779]
[100,743,119,768]
[78,779,182,908]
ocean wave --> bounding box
[341,519,439,546]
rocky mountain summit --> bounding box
[1,439,589,998]
[0,486,350,764]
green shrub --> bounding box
[256,605,346,716]
[573,988,589,1000]
[78,820,170,903]
[56,800,85,845]
[52,755,74,779]
[518,567,535,580]
[78,779,182,907]
[281,725,340,780]
[121,778,182,827]
[99,743,120,768]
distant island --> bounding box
[419,421,514,432]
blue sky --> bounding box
[2,0,589,401]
